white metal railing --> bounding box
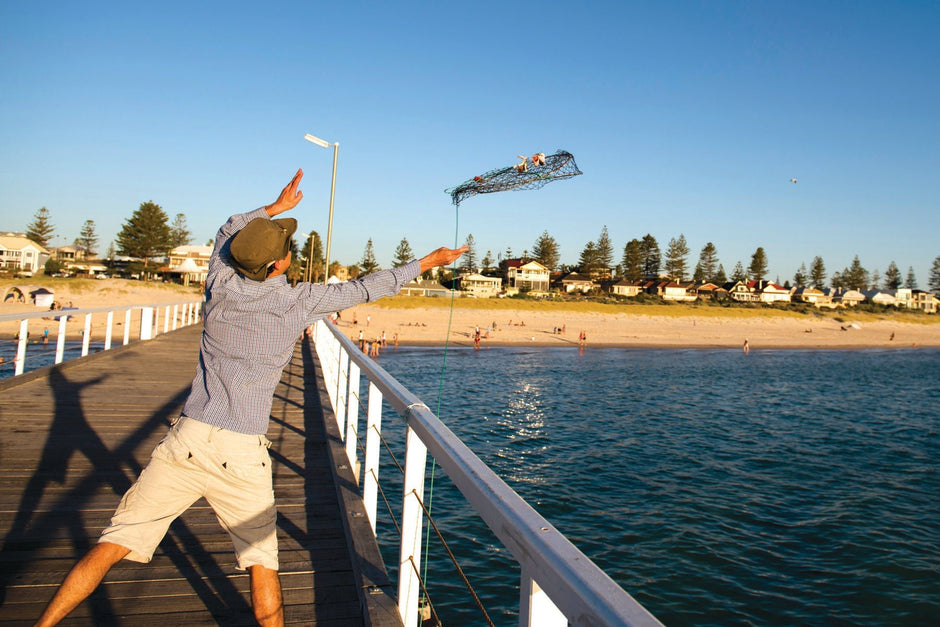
[0,300,202,378]
[311,318,663,627]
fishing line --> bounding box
[420,200,460,596]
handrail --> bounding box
[311,318,663,627]
[1,299,203,378]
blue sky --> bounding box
[2,1,938,285]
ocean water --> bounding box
[372,346,940,626]
[0,340,106,380]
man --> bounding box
[36,169,467,627]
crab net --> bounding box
[446,149,582,205]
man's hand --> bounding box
[265,169,304,217]
[419,245,469,273]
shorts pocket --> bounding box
[151,428,192,465]
[221,446,271,481]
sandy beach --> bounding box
[3,279,939,350]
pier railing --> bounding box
[0,300,202,378]
[311,318,662,627]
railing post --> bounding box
[336,348,349,436]
[172,304,179,331]
[398,426,428,627]
[55,316,67,364]
[81,314,92,356]
[14,319,28,376]
[519,565,567,627]
[105,311,114,350]
[123,309,131,345]
[163,305,171,334]
[139,307,155,340]
[363,381,383,533]
[346,360,361,479]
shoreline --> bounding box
[3,279,939,350]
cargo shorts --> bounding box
[99,416,278,571]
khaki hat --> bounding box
[230,217,297,281]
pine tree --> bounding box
[532,231,560,271]
[116,201,171,267]
[461,234,477,271]
[595,226,614,277]
[168,213,193,248]
[79,220,99,257]
[714,264,728,284]
[482,251,494,272]
[928,256,940,295]
[748,247,768,281]
[621,239,643,281]
[696,242,719,283]
[883,261,902,289]
[359,238,380,275]
[26,207,55,247]
[640,234,661,278]
[302,231,324,282]
[731,261,747,283]
[904,266,918,289]
[579,241,601,277]
[810,256,827,289]
[793,262,808,289]
[664,234,690,282]
[870,270,880,290]
[392,237,415,267]
[841,256,868,290]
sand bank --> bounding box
[3,280,938,350]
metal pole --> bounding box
[324,142,338,284]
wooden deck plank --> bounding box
[0,324,397,626]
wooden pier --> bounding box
[0,325,400,626]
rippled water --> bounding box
[375,347,940,626]
[0,341,105,379]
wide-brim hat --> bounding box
[230,217,297,281]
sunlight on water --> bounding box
[377,346,940,626]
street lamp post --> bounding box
[303,133,339,285]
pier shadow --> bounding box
[0,365,251,623]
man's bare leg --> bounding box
[249,565,284,627]
[35,541,131,627]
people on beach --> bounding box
[34,169,467,627]
[579,330,586,347]
[743,338,750,353]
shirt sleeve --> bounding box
[297,259,421,324]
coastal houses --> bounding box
[458,272,502,298]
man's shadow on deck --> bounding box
[0,367,251,624]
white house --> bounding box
[751,280,791,304]
[0,233,49,275]
[612,280,642,297]
[560,272,595,294]
[459,273,501,298]
[166,244,212,284]
[506,260,550,293]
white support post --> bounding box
[123,310,131,345]
[346,361,361,479]
[139,307,155,340]
[363,381,383,533]
[153,307,160,337]
[398,427,428,627]
[171,304,179,331]
[163,305,171,333]
[336,349,349,435]
[519,565,567,627]
[55,316,67,364]
[14,319,28,376]
[81,314,92,356]
[104,311,114,350]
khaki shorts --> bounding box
[99,416,278,571]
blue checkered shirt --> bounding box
[182,207,420,435]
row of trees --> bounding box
[25,205,193,267]
[21,204,940,295]
[357,229,940,295]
